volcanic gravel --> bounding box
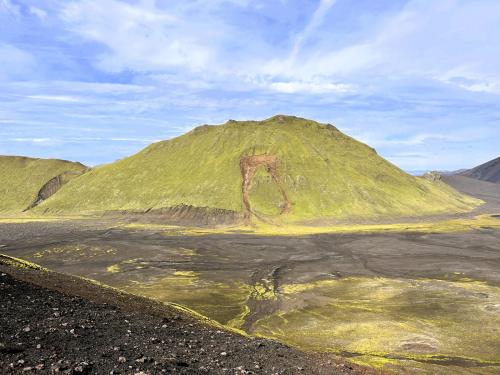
[0,271,375,375]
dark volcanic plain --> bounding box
[0,264,377,375]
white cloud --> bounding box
[262,0,500,92]
[0,0,21,16]
[289,0,337,60]
[269,80,355,94]
[12,137,54,144]
[60,0,214,72]
[10,136,160,144]
[387,134,454,146]
[437,69,500,94]
[29,6,48,20]
[355,131,488,149]
[460,81,500,94]
[26,95,83,103]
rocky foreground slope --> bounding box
[0,258,378,375]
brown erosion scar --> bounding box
[240,154,291,222]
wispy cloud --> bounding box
[289,0,337,60]
[60,0,212,72]
[0,0,20,16]
[12,137,54,144]
[28,6,47,20]
[26,95,83,103]
[268,80,355,94]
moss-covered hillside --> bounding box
[36,116,481,221]
[0,156,88,213]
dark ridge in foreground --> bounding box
[0,259,378,375]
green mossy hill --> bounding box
[0,156,88,213]
[36,116,481,221]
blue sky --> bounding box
[1,0,499,171]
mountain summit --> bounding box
[33,115,480,222]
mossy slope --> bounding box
[37,116,480,221]
[0,156,87,213]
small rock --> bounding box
[73,362,91,373]
[22,367,32,372]
[23,326,31,332]
[422,171,442,182]
[35,364,44,370]
[118,357,127,363]
[220,352,227,357]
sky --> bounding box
[1,0,499,172]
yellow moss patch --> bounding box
[0,254,49,271]
[173,270,197,277]
[106,264,120,273]
[253,276,500,373]
[123,270,251,326]
[0,217,62,223]
[120,214,500,236]
[31,245,117,259]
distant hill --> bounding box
[32,115,480,222]
[0,156,88,213]
[459,157,500,183]
[442,174,500,213]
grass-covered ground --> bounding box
[35,115,481,221]
[0,156,87,213]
